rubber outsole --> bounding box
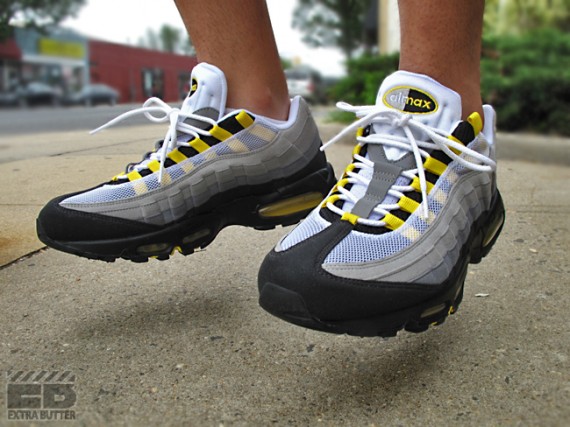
[37,163,337,263]
[258,190,505,338]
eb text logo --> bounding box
[6,371,77,421]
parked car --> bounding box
[64,83,119,106]
[0,90,19,107]
[285,66,327,104]
[0,82,62,107]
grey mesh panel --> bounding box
[276,207,331,252]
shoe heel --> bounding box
[249,163,336,229]
[470,191,505,263]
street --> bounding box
[0,104,154,136]
[0,103,334,137]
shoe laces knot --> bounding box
[90,97,217,183]
[390,113,411,128]
[321,102,496,225]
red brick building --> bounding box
[88,40,198,103]
[0,39,22,91]
[0,27,197,103]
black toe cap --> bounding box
[37,192,157,243]
[258,220,444,322]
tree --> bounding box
[280,57,294,70]
[0,0,86,41]
[292,0,368,61]
[484,0,570,35]
[143,28,160,51]
[159,24,181,53]
[180,35,195,56]
[139,25,194,55]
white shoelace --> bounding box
[90,97,217,182]
[321,102,496,226]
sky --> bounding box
[62,0,346,77]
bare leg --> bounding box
[174,0,290,120]
[398,0,485,121]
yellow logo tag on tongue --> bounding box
[383,86,438,114]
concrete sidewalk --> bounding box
[0,122,569,426]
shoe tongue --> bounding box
[373,70,462,160]
[180,62,228,125]
[338,72,464,218]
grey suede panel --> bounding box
[351,145,403,218]
[182,107,220,128]
[377,147,416,170]
[350,144,415,218]
[322,170,493,284]
[351,145,415,217]
[61,99,321,225]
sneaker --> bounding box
[37,63,336,262]
[258,71,505,337]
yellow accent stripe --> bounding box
[210,124,233,141]
[342,163,355,179]
[167,149,187,164]
[190,138,211,153]
[402,226,422,241]
[160,171,172,185]
[398,196,420,214]
[235,110,254,128]
[204,150,218,161]
[382,213,405,230]
[352,144,362,156]
[467,112,483,135]
[330,178,350,196]
[411,177,434,194]
[446,169,459,184]
[341,212,359,225]
[423,156,447,176]
[447,134,462,155]
[424,210,436,225]
[337,178,349,189]
[356,127,364,137]
[147,160,160,172]
[249,124,276,141]
[227,138,250,153]
[322,194,341,208]
[133,180,148,195]
[181,161,194,173]
[448,134,462,145]
[433,188,447,205]
[127,170,143,181]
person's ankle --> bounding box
[227,87,290,121]
[461,95,485,130]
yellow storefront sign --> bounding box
[38,38,85,59]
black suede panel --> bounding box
[258,220,446,321]
[37,192,158,242]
